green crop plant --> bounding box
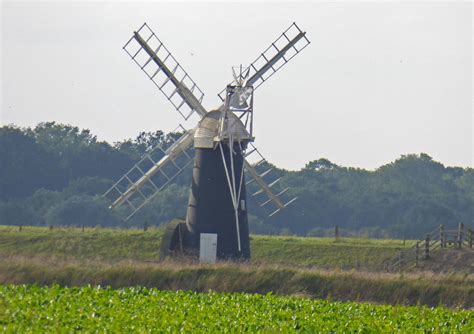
[1,285,472,332]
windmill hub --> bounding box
[104,22,309,262]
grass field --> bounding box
[2,285,473,332]
[252,235,412,269]
[0,225,410,270]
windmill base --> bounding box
[159,219,193,258]
[159,219,250,261]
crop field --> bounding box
[1,285,473,333]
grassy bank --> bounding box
[0,225,409,270]
[1,256,473,308]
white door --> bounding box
[199,233,218,264]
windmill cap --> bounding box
[194,110,252,149]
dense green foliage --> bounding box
[1,285,472,332]
[1,123,472,237]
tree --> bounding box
[32,123,134,181]
[24,188,63,225]
[45,195,119,227]
[114,130,184,159]
[0,201,38,226]
[32,122,97,153]
[63,177,113,197]
[0,126,66,200]
[305,158,339,171]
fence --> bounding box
[386,223,473,271]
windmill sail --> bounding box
[107,22,212,221]
[124,23,207,119]
[216,22,309,215]
[104,129,195,221]
[218,22,310,101]
[243,143,297,217]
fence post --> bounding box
[335,225,339,241]
[415,242,419,267]
[469,229,473,249]
[19,225,22,232]
[144,221,148,232]
[457,223,464,249]
[439,224,445,248]
[424,234,430,259]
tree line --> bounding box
[1,122,472,238]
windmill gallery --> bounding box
[104,23,310,261]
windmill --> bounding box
[104,22,310,260]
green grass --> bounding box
[0,225,408,269]
[1,285,472,333]
[0,225,164,261]
[252,235,412,269]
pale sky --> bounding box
[1,1,472,170]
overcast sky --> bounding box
[1,1,472,170]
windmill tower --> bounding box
[104,23,310,260]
